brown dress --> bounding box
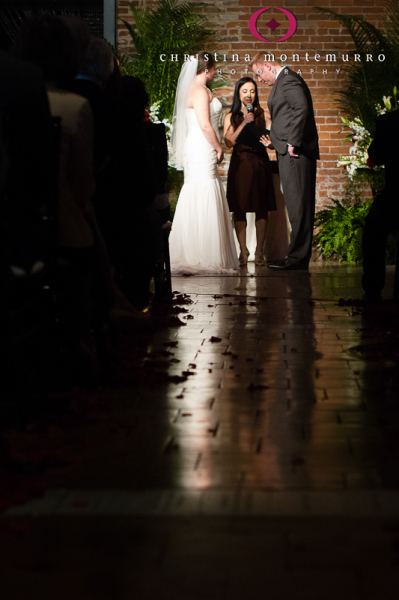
[227,107,276,216]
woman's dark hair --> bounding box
[11,14,79,88]
[121,76,149,113]
[197,51,216,74]
[58,15,91,71]
[229,77,260,130]
[79,37,114,88]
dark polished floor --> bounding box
[2,262,399,599]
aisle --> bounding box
[2,263,399,599]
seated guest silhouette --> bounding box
[11,15,114,368]
[61,21,114,179]
[101,71,159,309]
[121,76,170,223]
[0,48,56,272]
[362,109,399,299]
[72,37,114,177]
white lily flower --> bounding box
[383,95,392,109]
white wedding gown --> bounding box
[169,97,239,273]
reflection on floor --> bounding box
[2,262,399,599]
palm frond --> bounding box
[209,76,229,90]
[385,0,399,46]
[314,5,399,130]
[122,0,220,120]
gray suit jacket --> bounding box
[267,68,319,160]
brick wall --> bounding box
[117,0,386,208]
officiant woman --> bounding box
[224,77,276,266]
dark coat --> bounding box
[0,50,56,268]
[143,121,168,195]
[368,110,399,192]
[69,78,113,177]
[0,50,55,213]
[99,97,158,263]
[267,68,319,160]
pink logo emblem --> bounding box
[248,7,297,43]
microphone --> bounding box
[246,104,254,113]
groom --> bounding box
[251,53,319,270]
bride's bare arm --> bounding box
[190,86,223,163]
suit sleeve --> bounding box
[368,116,387,166]
[282,76,308,148]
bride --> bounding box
[169,52,239,273]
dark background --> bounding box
[0,0,103,51]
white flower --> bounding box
[383,95,392,110]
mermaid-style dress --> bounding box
[169,97,239,273]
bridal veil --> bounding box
[168,56,198,170]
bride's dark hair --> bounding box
[196,51,216,74]
[229,77,260,130]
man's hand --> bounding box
[288,144,299,157]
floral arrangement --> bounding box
[375,91,398,116]
[337,88,398,179]
[337,116,375,179]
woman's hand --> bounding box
[215,146,224,164]
[260,135,274,149]
[243,111,255,124]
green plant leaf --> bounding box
[121,0,220,121]
[314,3,399,132]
